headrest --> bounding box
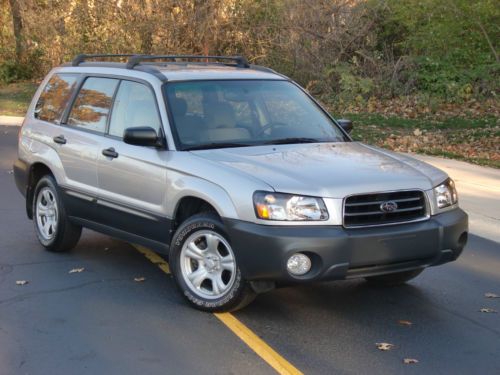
[170,97,188,117]
[205,102,237,129]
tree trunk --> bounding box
[8,0,25,63]
[139,0,154,54]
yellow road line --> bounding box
[133,244,303,375]
[214,312,303,375]
[135,245,171,274]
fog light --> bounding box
[286,253,311,276]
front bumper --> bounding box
[224,208,468,283]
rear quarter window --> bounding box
[34,73,79,124]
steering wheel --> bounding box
[256,122,289,137]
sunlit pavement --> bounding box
[0,116,23,127]
[1,125,499,374]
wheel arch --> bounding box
[172,196,221,231]
[26,162,55,219]
[167,175,239,229]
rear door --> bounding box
[58,76,119,219]
[96,79,170,245]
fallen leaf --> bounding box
[485,292,499,299]
[68,268,85,274]
[376,342,394,351]
[16,280,28,286]
[134,277,146,282]
[398,320,413,326]
[479,308,497,313]
[403,358,419,364]
[413,128,422,136]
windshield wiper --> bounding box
[183,142,252,151]
[262,137,323,145]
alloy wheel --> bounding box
[179,230,237,299]
[35,187,59,240]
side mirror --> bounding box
[337,119,353,134]
[123,126,164,148]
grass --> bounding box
[0,81,38,116]
[348,113,497,130]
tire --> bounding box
[364,269,424,286]
[170,213,256,312]
[32,175,82,252]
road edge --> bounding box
[0,116,24,126]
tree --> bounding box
[7,0,25,63]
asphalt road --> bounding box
[1,125,499,375]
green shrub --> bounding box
[0,61,33,84]
[325,63,374,100]
[414,57,499,100]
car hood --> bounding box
[191,142,448,198]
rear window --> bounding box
[34,74,79,124]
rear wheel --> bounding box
[364,269,424,286]
[33,175,81,252]
[170,213,255,312]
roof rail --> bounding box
[72,54,139,66]
[126,55,250,69]
[69,54,278,82]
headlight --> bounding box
[434,178,458,209]
[253,191,328,221]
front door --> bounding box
[96,80,170,245]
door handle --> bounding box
[102,147,119,159]
[53,135,66,144]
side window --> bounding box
[67,77,118,133]
[34,74,79,124]
[108,81,161,138]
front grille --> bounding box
[343,190,427,227]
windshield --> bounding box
[164,80,347,150]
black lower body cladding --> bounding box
[223,208,468,283]
[13,158,29,197]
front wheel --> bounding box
[33,175,81,252]
[364,269,424,286]
[170,213,255,312]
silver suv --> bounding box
[14,54,468,311]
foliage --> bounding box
[376,0,500,99]
[0,0,498,102]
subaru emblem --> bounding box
[380,201,398,213]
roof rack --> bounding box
[72,54,139,67]
[125,55,250,69]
